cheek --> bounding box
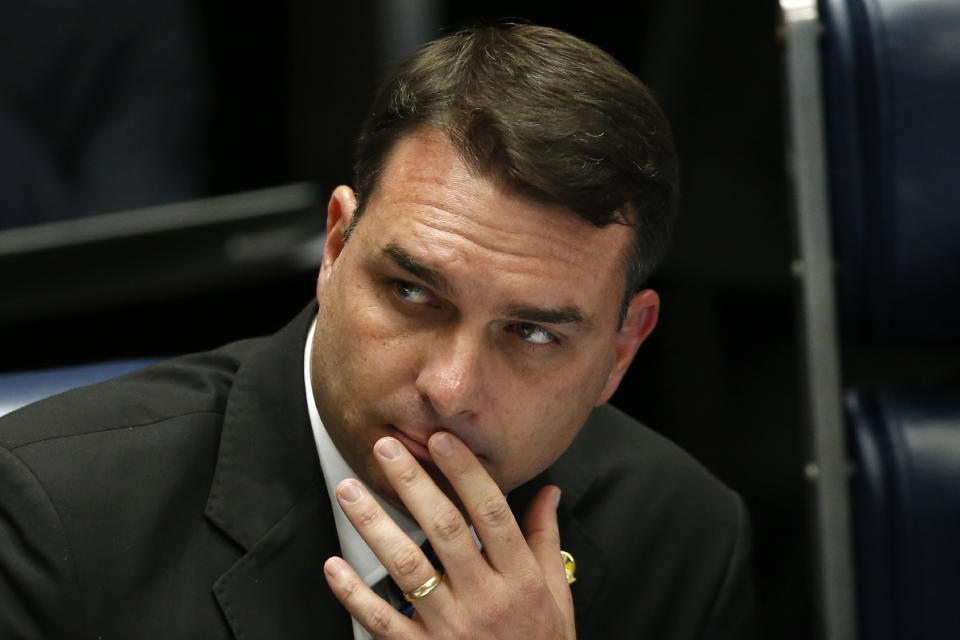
[323,284,427,400]
[499,352,612,424]
[341,277,419,345]
[491,386,594,487]
[489,348,615,481]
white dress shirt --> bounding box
[303,317,426,640]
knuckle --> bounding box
[365,603,394,635]
[353,504,382,528]
[341,576,362,602]
[450,458,472,478]
[391,543,422,577]
[484,597,508,623]
[476,495,513,528]
[515,569,544,594]
[432,504,466,541]
[396,465,419,487]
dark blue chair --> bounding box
[821,0,960,345]
[819,0,960,638]
[847,386,960,639]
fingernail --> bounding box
[432,432,453,456]
[552,487,562,510]
[325,557,344,578]
[339,481,363,503]
[377,437,403,460]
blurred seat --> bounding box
[846,386,960,639]
[0,359,158,418]
[0,182,324,328]
[821,0,960,346]
[819,0,960,637]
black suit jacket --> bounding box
[0,304,753,639]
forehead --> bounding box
[358,128,632,315]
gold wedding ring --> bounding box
[404,572,443,602]
[561,550,577,584]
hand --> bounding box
[323,431,576,640]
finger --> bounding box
[373,436,484,581]
[335,478,446,600]
[324,556,419,640]
[427,431,538,575]
[522,485,574,624]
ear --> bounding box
[595,289,660,406]
[317,186,358,296]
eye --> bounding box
[392,280,432,304]
[509,322,559,345]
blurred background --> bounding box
[0,0,806,637]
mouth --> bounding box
[387,425,434,463]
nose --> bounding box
[415,328,485,419]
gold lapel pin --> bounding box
[561,550,577,584]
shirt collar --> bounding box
[303,316,426,587]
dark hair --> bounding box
[351,24,679,322]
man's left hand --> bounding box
[323,431,576,640]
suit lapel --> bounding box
[211,481,352,639]
[204,303,353,639]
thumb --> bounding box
[522,485,574,625]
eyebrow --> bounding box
[382,242,590,328]
[383,243,452,294]
[504,305,587,326]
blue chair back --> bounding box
[847,386,960,639]
[821,0,960,345]
[820,0,960,638]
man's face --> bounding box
[311,127,657,508]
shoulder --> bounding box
[559,405,754,638]
[574,403,740,514]
[0,336,260,452]
[0,337,266,637]
[571,404,746,553]
[0,337,262,530]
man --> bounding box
[0,25,753,639]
